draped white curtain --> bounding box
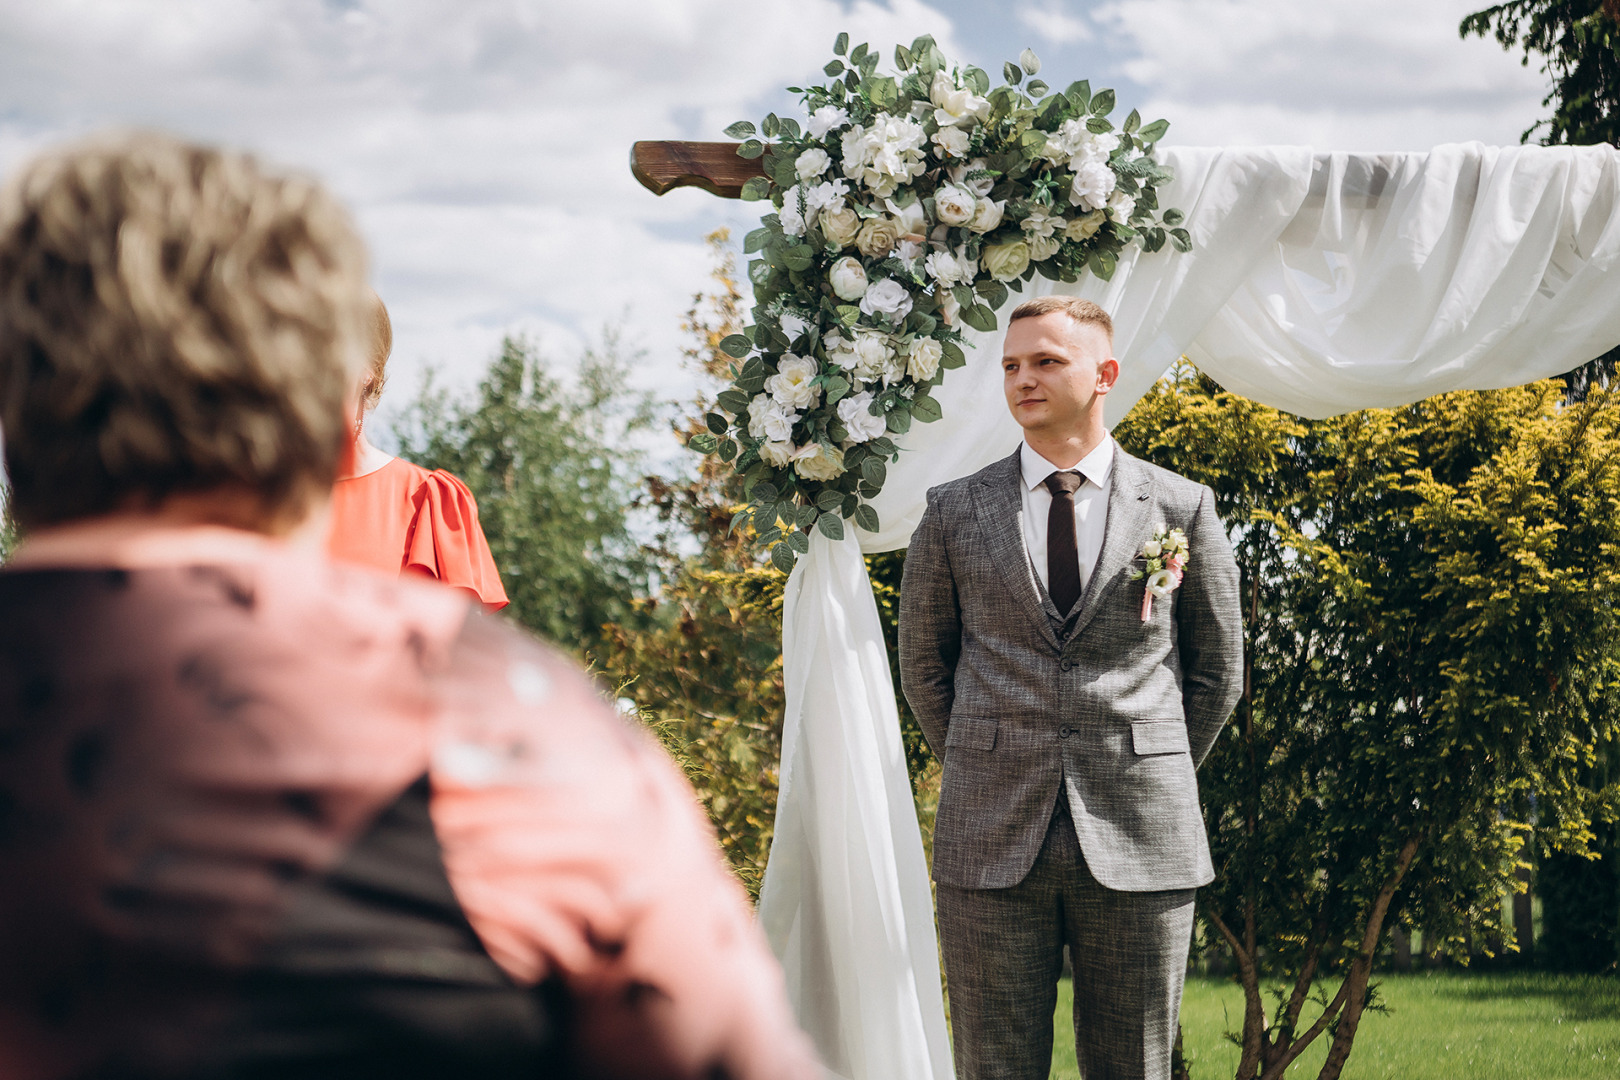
[755,142,1620,1080]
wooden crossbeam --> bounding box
[630,141,763,199]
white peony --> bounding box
[747,394,798,443]
[859,278,914,321]
[829,257,869,301]
[1108,187,1137,222]
[766,353,820,410]
[804,178,849,218]
[934,183,978,226]
[931,125,970,158]
[1068,160,1117,211]
[949,157,996,197]
[1043,119,1119,169]
[907,337,943,382]
[807,104,850,139]
[792,442,846,481]
[1021,205,1064,241]
[821,205,860,247]
[795,147,831,180]
[968,197,1004,233]
[824,331,859,371]
[759,440,795,467]
[841,116,929,197]
[837,390,888,443]
[929,71,991,128]
[851,330,893,380]
[925,246,972,287]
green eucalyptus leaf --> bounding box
[825,59,845,77]
[975,279,1010,309]
[720,334,753,358]
[850,41,868,66]
[837,304,861,326]
[1124,108,1141,134]
[895,44,913,69]
[780,118,801,139]
[743,227,770,253]
[1170,227,1193,253]
[887,406,913,434]
[962,304,998,333]
[724,120,756,139]
[738,139,765,160]
[834,31,849,55]
[717,438,737,462]
[787,528,811,554]
[1020,47,1041,75]
[752,481,779,504]
[826,375,851,405]
[1003,61,1023,86]
[853,503,881,533]
[1027,78,1049,99]
[740,176,773,201]
[771,541,797,572]
[1085,116,1113,134]
[941,342,966,369]
[716,389,751,414]
[842,493,860,517]
[689,432,718,454]
[729,507,750,535]
[705,412,729,435]
[868,75,899,110]
[861,455,887,486]
[816,512,845,541]
[967,66,990,95]
[912,395,943,422]
[1138,118,1170,144]
[1162,207,1185,226]
[795,502,819,528]
[1090,88,1116,116]
[756,525,782,545]
[816,487,844,512]
[1089,248,1118,280]
[1066,79,1091,110]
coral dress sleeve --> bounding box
[402,470,509,612]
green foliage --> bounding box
[1114,364,1620,1079]
[0,483,14,564]
[391,334,656,652]
[1461,1,1620,146]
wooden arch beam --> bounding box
[630,141,763,199]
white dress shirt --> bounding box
[1019,438,1115,600]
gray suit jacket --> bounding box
[899,444,1243,892]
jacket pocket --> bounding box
[945,715,998,751]
[1131,719,1190,756]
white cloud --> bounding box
[0,0,959,425]
[1017,3,1093,47]
[1095,0,1548,149]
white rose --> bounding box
[1065,210,1107,241]
[886,196,927,238]
[934,183,978,226]
[930,71,990,128]
[982,240,1031,281]
[1143,539,1163,558]
[792,442,846,481]
[851,330,893,379]
[1108,187,1137,222]
[836,391,888,443]
[1028,233,1061,261]
[1069,160,1116,211]
[765,353,821,410]
[932,125,970,158]
[968,197,1004,233]
[925,247,971,287]
[859,278,914,321]
[747,394,798,443]
[829,257,869,301]
[807,105,850,139]
[795,148,831,180]
[949,157,995,197]
[821,205,860,247]
[759,440,795,467]
[907,337,943,382]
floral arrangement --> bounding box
[688,33,1189,571]
[1132,524,1189,621]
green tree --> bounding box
[392,333,657,652]
[1114,365,1620,1079]
[1462,1,1620,145]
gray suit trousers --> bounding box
[937,801,1195,1080]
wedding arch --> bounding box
[633,35,1620,1080]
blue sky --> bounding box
[0,1,1548,436]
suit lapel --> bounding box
[971,448,1062,651]
[1067,449,1155,643]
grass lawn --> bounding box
[1048,971,1620,1079]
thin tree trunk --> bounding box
[1513,857,1535,965]
[1208,906,1265,1077]
[1391,925,1412,972]
[1316,837,1421,1080]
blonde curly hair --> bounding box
[0,131,371,531]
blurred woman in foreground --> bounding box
[0,132,819,1080]
[328,296,508,611]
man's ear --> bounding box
[1097,356,1120,394]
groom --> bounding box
[899,297,1243,1080]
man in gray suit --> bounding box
[899,296,1243,1080]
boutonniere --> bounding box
[1129,523,1189,622]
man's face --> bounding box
[1001,312,1118,436]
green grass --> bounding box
[1048,972,1620,1079]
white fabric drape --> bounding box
[757,143,1620,1079]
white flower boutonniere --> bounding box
[1130,523,1189,622]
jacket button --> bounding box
[1059,659,1073,671]
[1059,726,1071,738]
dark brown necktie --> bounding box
[1044,471,1084,615]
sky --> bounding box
[0,0,1551,440]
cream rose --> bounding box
[821,205,860,248]
[968,197,1004,234]
[829,257,869,302]
[982,240,1031,282]
[792,442,846,482]
[1028,234,1061,261]
[907,337,943,382]
[765,353,820,410]
[930,71,990,128]
[851,330,892,379]
[931,125,970,158]
[856,216,900,258]
[934,183,978,227]
[1065,211,1107,241]
[759,440,795,467]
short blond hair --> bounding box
[1008,295,1114,345]
[361,290,393,411]
[0,132,371,530]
